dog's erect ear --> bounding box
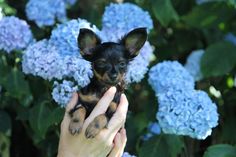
[77,28,101,60]
[120,28,147,58]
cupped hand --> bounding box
[57,87,128,157]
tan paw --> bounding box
[69,118,83,135]
[85,114,108,138]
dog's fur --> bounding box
[69,28,147,138]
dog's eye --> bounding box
[96,60,106,68]
[119,61,126,68]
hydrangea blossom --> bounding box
[148,61,195,94]
[49,18,100,57]
[225,33,236,45]
[25,0,67,27]
[122,152,136,157]
[102,3,153,38]
[184,49,204,81]
[0,16,34,53]
[22,39,93,85]
[52,80,78,107]
[125,42,153,83]
[22,40,64,80]
[157,89,218,139]
[143,122,161,140]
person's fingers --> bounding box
[107,94,128,136]
[65,93,79,113]
[107,128,127,157]
[83,87,116,128]
[61,93,78,129]
[119,128,127,155]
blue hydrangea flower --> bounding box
[184,49,204,81]
[0,16,34,53]
[143,122,161,140]
[102,3,153,39]
[225,33,236,45]
[22,39,93,86]
[157,89,219,139]
[52,80,78,107]
[62,56,93,87]
[148,61,195,94]
[122,152,136,157]
[125,42,153,83]
[25,0,67,27]
[22,40,65,80]
[49,18,100,57]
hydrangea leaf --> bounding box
[139,134,184,157]
[0,110,11,134]
[203,144,236,157]
[1,68,33,107]
[201,41,236,77]
[182,2,235,28]
[151,0,179,26]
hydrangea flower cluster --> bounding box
[102,2,153,39]
[157,89,218,139]
[184,49,204,81]
[122,152,136,157]
[49,18,99,57]
[26,0,68,27]
[143,122,161,140]
[148,61,195,93]
[52,80,78,107]
[148,61,219,139]
[0,16,34,53]
[101,3,154,84]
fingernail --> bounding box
[110,86,117,93]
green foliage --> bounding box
[203,144,236,157]
[139,135,184,157]
[1,0,236,157]
[201,41,236,77]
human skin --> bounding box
[57,87,128,157]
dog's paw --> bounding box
[85,114,108,138]
[69,118,83,135]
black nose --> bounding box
[109,73,118,80]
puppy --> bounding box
[69,27,147,138]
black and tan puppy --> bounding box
[69,27,147,138]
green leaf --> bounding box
[203,144,236,157]
[201,41,236,77]
[151,0,179,26]
[182,2,235,28]
[0,110,11,134]
[29,102,51,139]
[2,68,33,107]
[29,102,64,139]
[139,134,184,157]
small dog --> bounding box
[69,27,147,138]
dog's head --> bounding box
[77,28,147,86]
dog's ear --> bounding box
[78,28,101,60]
[120,28,147,58]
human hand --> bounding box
[57,87,128,157]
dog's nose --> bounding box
[109,73,118,80]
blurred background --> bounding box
[0,0,236,157]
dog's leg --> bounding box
[69,105,86,135]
